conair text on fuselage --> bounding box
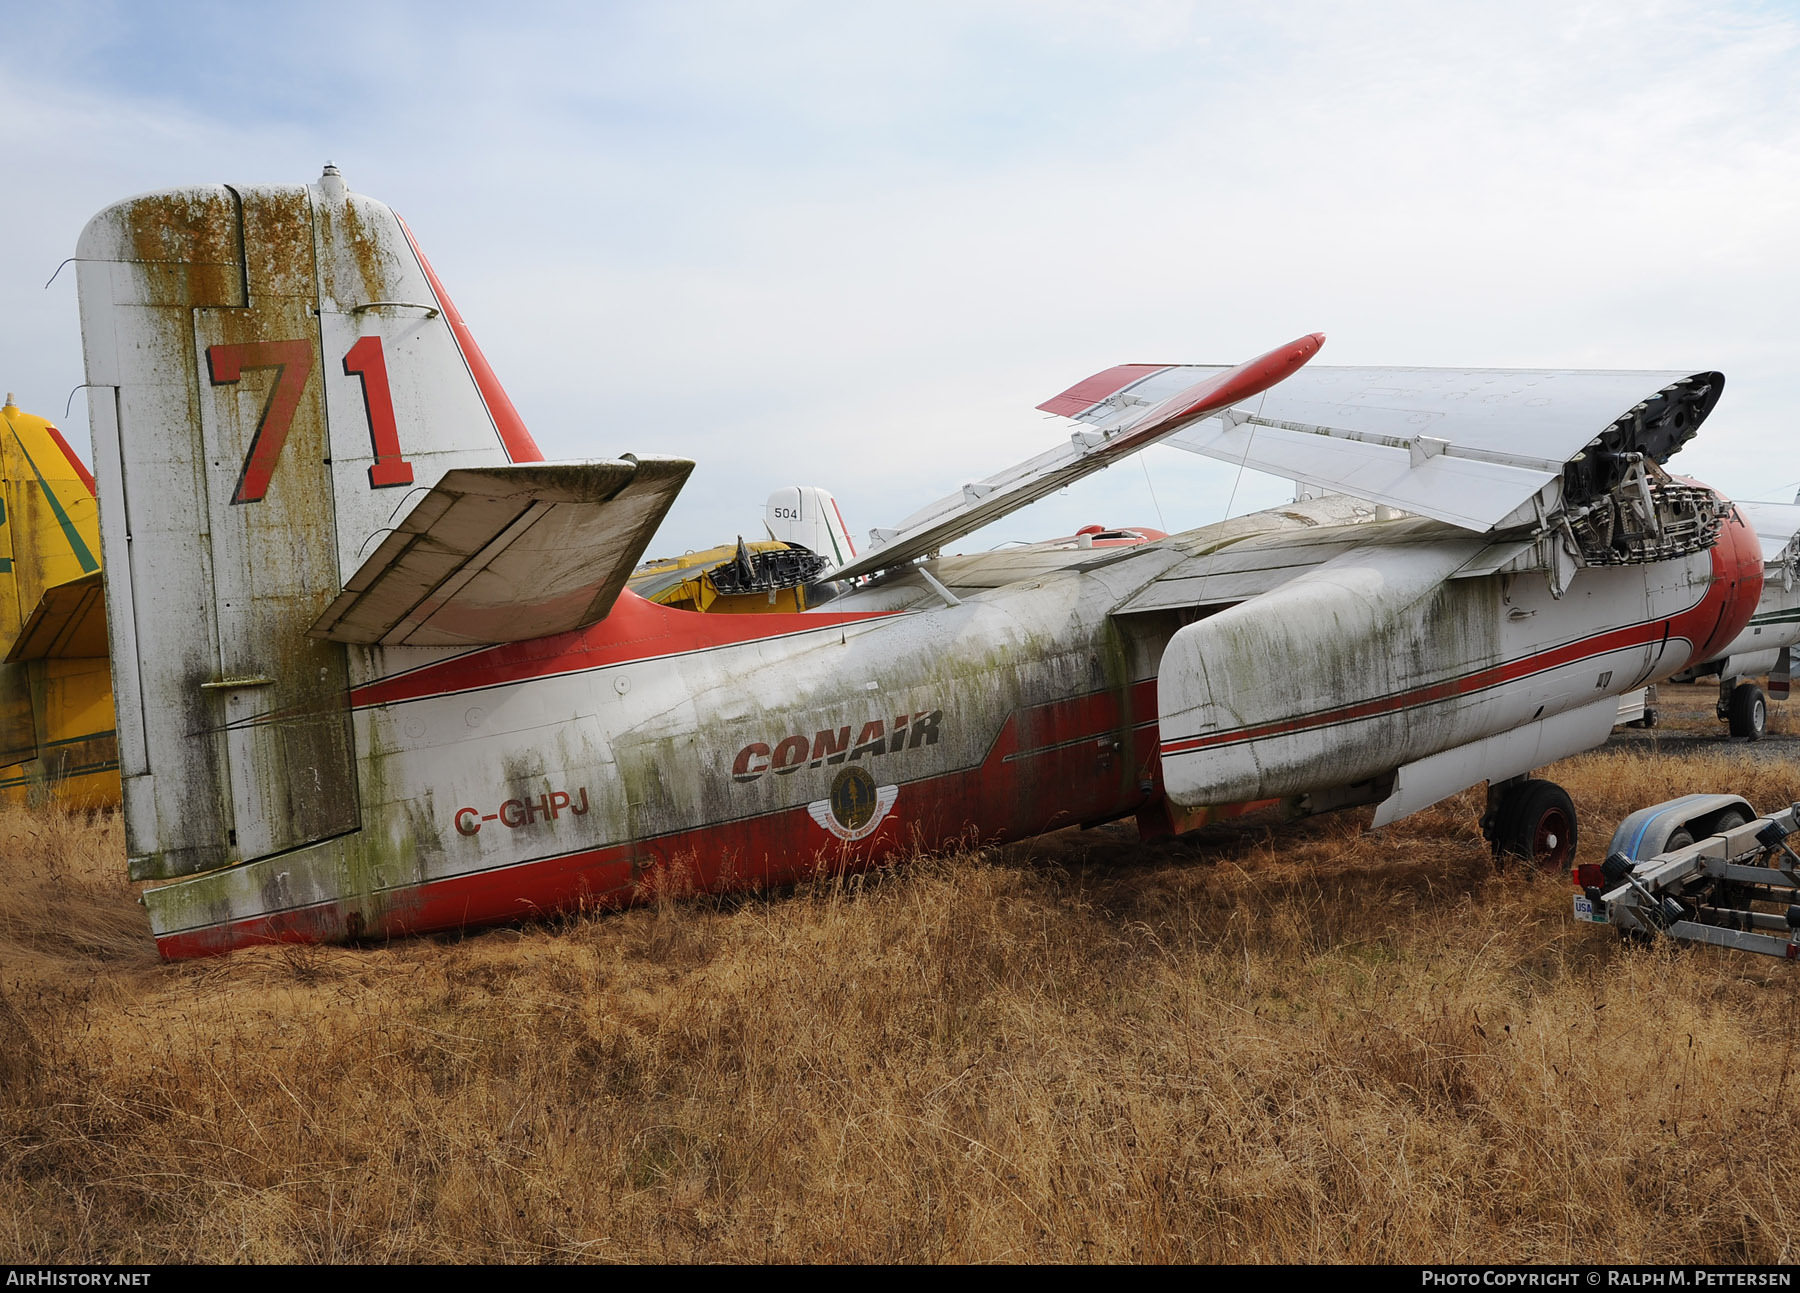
[734,710,943,783]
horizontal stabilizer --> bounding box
[833,334,1324,580]
[1051,365,1721,534]
[4,571,106,662]
[310,457,693,647]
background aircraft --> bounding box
[625,483,1165,617]
[0,396,118,810]
[75,170,1760,958]
[626,486,857,615]
[1661,499,1800,738]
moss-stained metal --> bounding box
[73,170,1764,958]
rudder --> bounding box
[78,168,538,878]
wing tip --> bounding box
[1036,335,1325,420]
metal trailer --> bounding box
[1576,798,1800,959]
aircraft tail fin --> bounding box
[74,166,583,878]
[0,401,116,803]
[0,398,103,641]
[765,485,856,573]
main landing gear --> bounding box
[1721,679,1767,741]
[1482,775,1577,871]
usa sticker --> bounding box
[1572,894,1608,924]
[807,765,898,842]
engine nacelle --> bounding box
[1156,511,1759,814]
[1157,540,1492,807]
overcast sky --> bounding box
[4,0,1797,555]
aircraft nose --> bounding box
[1692,501,1765,665]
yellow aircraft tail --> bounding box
[0,394,119,810]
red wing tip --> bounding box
[1263,331,1324,376]
[1038,336,1321,419]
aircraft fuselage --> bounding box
[145,502,1761,957]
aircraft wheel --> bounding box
[1728,683,1767,741]
[1493,778,1578,872]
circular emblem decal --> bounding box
[830,765,878,832]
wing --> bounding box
[829,333,1325,581]
[1067,365,1721,534]
[310,456,692,646]
[1733,500,1800,566]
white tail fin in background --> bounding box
[76,166,684,881]
[765,486,855,573]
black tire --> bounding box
[1663,810,1746,857]
[1493,778,1578,872]
[1712,808,1751,834]
[1707,809,1753,907]
[1729,683,1767,741]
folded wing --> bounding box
[1734,500,1800,566]
[830,334,1324,581]
[1062,365,1720,534]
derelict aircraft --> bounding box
[1662,498,1800,738]
[74,167,1762,958]
[0,396,119,809]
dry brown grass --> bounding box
[2,749,1798,1264]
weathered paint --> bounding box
[75,172,1762,958]
[1160,520,1757,808]
[134,495,1758,959]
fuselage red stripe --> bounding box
[348,592,902,710]
[152,676,1173,955]
[1161,609,1696,757]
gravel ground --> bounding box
[1604,679,1800,766]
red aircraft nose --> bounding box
[1689,495,1764,665]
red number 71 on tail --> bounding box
[208,336,414,504]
